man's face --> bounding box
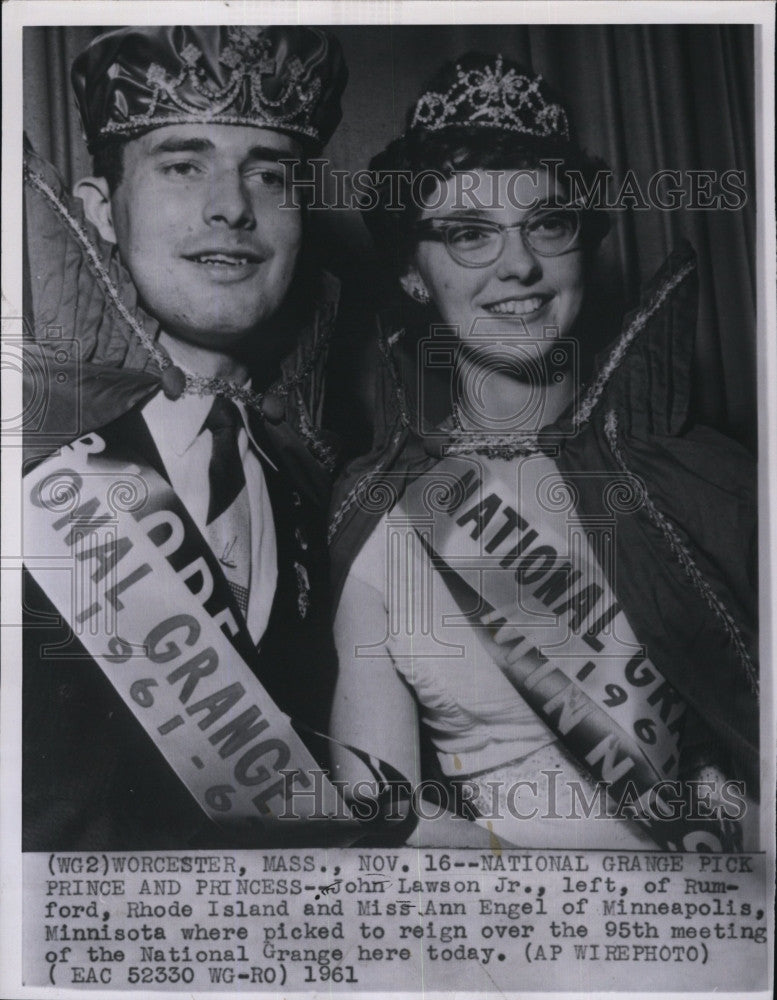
[109,124,303,352]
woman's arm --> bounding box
[331,573,511,848]
[331,573,421,793]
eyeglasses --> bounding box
[412,206,583,267]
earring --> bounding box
[412,285,430,305]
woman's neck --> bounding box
[453,350,574,433]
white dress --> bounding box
[335,452,659,848]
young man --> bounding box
[22,26,350,849]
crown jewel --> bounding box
[410,55,570,140]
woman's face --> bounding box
[404,168,585,353]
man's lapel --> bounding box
[97,404,263,671]
[96,402,168,481]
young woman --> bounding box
[329,54,758,849]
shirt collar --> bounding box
[142,389,278,470]
[233,398,278,471]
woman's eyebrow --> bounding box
[428,203,566,219]
[429,207,493,219]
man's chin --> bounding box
[171,328,254,350]
[157,324,257,360]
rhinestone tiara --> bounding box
[409,54,570,140]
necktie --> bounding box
[205,397,246,524]
[203,397,251,616]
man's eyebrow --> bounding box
[246,145,294,162]
[148,137,295,161]
[149,137,215,155]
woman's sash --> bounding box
[399,452,740,851]
[24,430,359,842]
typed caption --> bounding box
[25,848,768,992]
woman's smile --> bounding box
[481,294,552,316]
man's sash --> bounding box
[400,452,738,851]
[24,431,359,841]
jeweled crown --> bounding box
[72,26,348,150]
[409,54,570,140]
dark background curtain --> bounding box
[23,24,756,452]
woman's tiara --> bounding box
[408,54,570,140]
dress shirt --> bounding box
[141,390,277,645]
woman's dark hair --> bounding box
[362,54,611,276]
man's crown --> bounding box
[409,54,570,140]
[72,26,348,150]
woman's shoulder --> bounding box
[571,242,699,438]
[562,241,755,525]
[329,312,441,603]
[329,418,434,611]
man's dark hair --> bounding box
[92,139,126,193]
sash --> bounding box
[24,431,363,842]
[400,452,739,852]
